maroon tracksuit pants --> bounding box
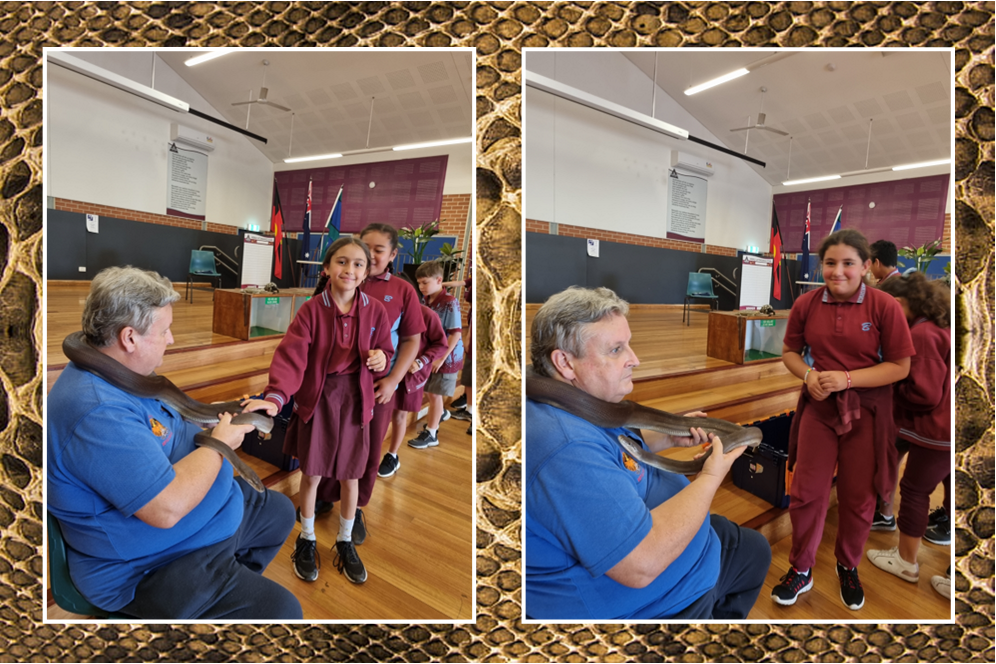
[897,443,951,538]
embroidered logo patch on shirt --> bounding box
[384,295,393,302]
[149,417,171,445]
[623,453,639,472]
[861,322,872,331]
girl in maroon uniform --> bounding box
[314,224,426,525]
[244,238,394,585]
[866,272,951,584]
[772,229,915,611]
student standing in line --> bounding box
[866,272,952,584]
[377,303,450,477]
[444,272,474,434]
[772,229,915,611]
[409,261,464,449]
[870,239,902,284]
[312,225,426,539]
[244,238,394,585]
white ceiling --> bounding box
[622,50,952,186]
[153,49,474,164]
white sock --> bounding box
[388,452,398,459]
[338,515,354,542]
[427,427,438,438]
[795,567,810,575]
[300,516,316,541]
[466,405,474,414]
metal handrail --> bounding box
[199,245,238,277]
[696,267,736,297]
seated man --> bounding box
[870,240,901,284]
[525,286,770,620]
[47,266,301,619]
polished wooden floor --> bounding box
[47,282,473,621]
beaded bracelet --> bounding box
[844,369,852,389]
[804,367,813,383]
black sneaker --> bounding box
[771,567,813,605]
[871,510,897,531]
[352,508,367,546]
[408,426,438,449]
[451,394,467,410]
[441,409,452,422]
[923,519,951,545]
[334,540,367,584]
[467,424,472,435]
[836,562,865,610]
[451,408,472,422]
[295,499,334,523]
[291,536,320,582]
[928,506,949,529]
[378,453,400,478]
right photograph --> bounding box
[522,49,954,622]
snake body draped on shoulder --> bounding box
[62,331,271,492]
[525,366,762,475]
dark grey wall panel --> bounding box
[525,232,587,304]
[46,210,301,289]
[526,231,801,309]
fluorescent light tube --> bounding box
[185,51,230,67]
[782,175,841,186]
[284,153,343,164]
[393,137,473,151]
[525,71,689,140]
[684,68,749,96]
[893,158,951,171]
[47,51,189,113]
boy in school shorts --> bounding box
[409,261,464,449]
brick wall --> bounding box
[942,213,951,254]
[55,193,474,249]
[526,219,739,257]
[54,199,238,235]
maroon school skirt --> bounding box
[283,373,368,480]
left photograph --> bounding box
[44,48,475,622]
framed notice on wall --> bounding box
[166,143,208,221]
[666,169,707,244]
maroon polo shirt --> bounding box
[784,283,915,372]
[326,297,361,375]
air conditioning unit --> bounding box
[170,123,216,152]
[671,151,714,177]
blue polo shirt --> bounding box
[525,399,720,619]
[47,363,243,611]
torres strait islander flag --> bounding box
[270,180,285,279]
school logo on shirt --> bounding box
[861,322,872,331]
[149,417,172,446]
[384,295,393,302]
[622,452,639,472]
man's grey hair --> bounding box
[82,266,180,347]
[530,286,630,377]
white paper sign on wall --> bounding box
[587,239,599,258]
[85,214,99,233]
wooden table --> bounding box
[706,309,792,365]
[212,288,314,340]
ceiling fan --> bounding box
[730,87,788,137]
[232,60,291,112]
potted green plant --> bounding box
[899,238,943,274]
[438,241,465,282]
[398,220,440,282]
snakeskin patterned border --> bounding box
[1,2,991,662]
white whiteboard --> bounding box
[740,255,772,310]
[241,233,274,288]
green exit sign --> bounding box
[264,297,279,305]
[760,319,776,327]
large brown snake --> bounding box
[63,331,271,492]
[526,367,762,475]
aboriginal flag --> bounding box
[270,180,285,279]
[770,206,783,300]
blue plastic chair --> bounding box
[186,249,222,303]
[48,512,118,618]
[683,272,719,325]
